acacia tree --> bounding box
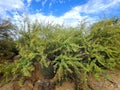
[0,19,18,61]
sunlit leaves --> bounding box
[0,17,120,89]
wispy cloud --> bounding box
[49,2,52,7]
[78,0,120,14]
[42,0,48,7]
[0,0,24,11]
[19,10,93,27]
[0,0,25,19]
[26,0,32,7]
[1,0,120,27]
[32,0,120,26]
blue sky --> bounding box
[0,0,120,26]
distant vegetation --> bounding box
[0,19,18,61]
[0,17,120,89]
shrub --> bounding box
[0,17,120,89]
[0,19,18,61]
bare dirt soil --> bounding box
[0,62,120,90]
[88,69,120,90]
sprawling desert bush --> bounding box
[0,17,120,89]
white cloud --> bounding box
[2,0,120,27]
[27,0,32,3]
[79,0,120,14]
[26,0,32,7]
[0,0,24,11]
[0,0,25,19]
[18,9,94,27]
[0,8,8,19]
[30,0,120,26]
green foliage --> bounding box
[88,18,120,64]
[15,19,90,83]
[0,17,120,90]
[0,19,18,60]
[44,28,87,81]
